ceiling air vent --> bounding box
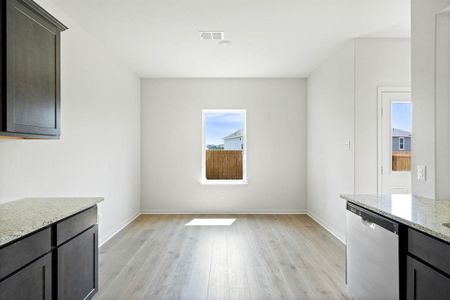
[199,31,224,41]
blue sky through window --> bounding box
[204,112,244,145]
[392,102,412,132]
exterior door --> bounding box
[379,90,412,194]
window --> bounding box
[399,137,405,150]
[391,102,412,171]
[202,110,247,184]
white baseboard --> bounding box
[306,212,346,245]
[140,210,307,215]
[99,212,141,247]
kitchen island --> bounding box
[341,194,450,300]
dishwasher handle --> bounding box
[347,202,399,234]
[361,218,377,229]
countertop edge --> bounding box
[340,194,450,244]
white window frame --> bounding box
[201,109,247,185]
[399,137,405,150]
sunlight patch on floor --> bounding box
[185,218,236,226]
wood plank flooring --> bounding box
[94,214,347,300]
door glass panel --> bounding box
[391,102,412,172]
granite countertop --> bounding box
[341,194,450,243]
[0,197,103,247]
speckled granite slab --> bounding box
[341,194,450,243]
[0,197,103,247]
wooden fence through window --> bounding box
[392,151,411,171]
[206,150,243,179]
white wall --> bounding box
[307,41,355,242]
[411,0,450,199]
[307,38,410,241]
[141,79,306,213]
[354,38,411,193]
[435,11,450,200]
[0,0,141,245]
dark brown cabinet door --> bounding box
[406,255,450,300]
[0,253,52,300]
[6,0,61,136]
[57,225,98,300]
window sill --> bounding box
[200,179,248,185]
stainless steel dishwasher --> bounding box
[346,202,399,300]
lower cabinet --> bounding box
[406,255,450,300]
[57,225,98,300]
[0,206,98,300]
[406,228,450,300]
[0,253,52,300]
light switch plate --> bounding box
[344,139,351,151]
[417,165,427,181]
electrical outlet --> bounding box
[417,165,427,181]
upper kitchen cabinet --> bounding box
[0,0,67,139]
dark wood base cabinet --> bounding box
[0,206,99,300]
[406,228,450,300]
[0,253,52,300]
[57,226,98,300]
[407,255,450,300]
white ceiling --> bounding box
[53,0,410,78]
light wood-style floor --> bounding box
[94,214,347,300]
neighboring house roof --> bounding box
[392,128,411,137]
[223,129,243,140]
